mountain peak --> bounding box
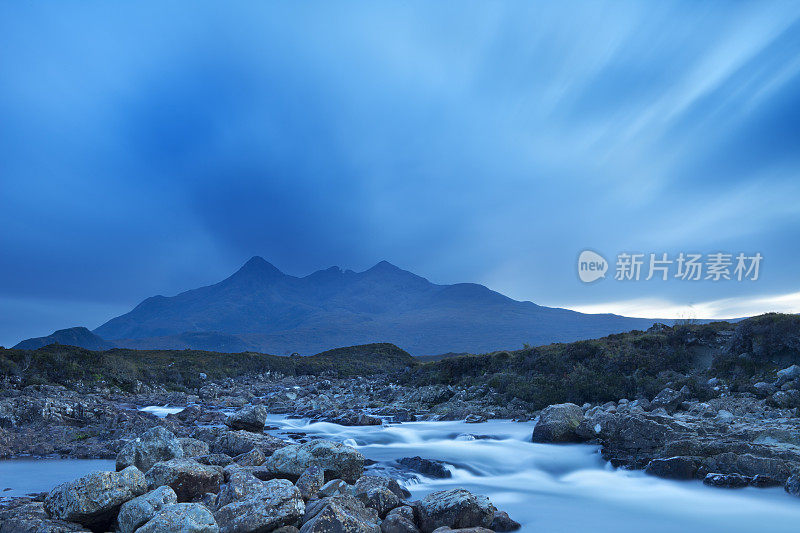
[236,256,283,276]
[366,260,402,273]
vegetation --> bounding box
[0,342,416,392]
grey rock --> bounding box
[0,501,91,533]
[650,388,683,413]
[490,510,521,532]
[265,439,365,483]
[397,457,451,479]
[381,506,420,533]
[299,494,380,533]
[216,471,266,508]
[180,438,211,458]
[531,403,584,443]
[413,489,496,533]
[211,430,288,457]
[777,365,800,384]
[136,503,219,533]
[703,473,750,488]
[317,479,350,497]
[214,478,305,533]
[464,415,486,424]
[116,427,184,473]
[233,447,266,467]
[296,466,325,500]
[145,459,224,502]
[644,457,698,480]
[225,405,269,432]
[785,473,800,497]
[43,466,147,529]
[118,485,178,533]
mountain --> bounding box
[78,256,664,355]
[14,327,116,351]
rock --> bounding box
[750,474,781,488]
[43,466,147,529]
[216,471,266,508]
[197,454,233,467]
[331,411,383,426]
[225,405,269,432]
[318,479,350,497]
[0,501,91,532]
[650,388,683,413]
[769,390,800,408]
[753,382,777,396]
[531,403,584,443]
[490,510,521,532]
[145,459,224,502]
[397,457,451,479]
[430,528,494,533]
[381,506,420,533]
[180,438,211,458]
[353,476,408,518]
[211,430,288,457]
[118,485,178,533]
[116,427,184,473]
[299,494,380,533]
[464,415,486,424]
[265,439,365,483]
[644,457,698,480]
[777,365,800,384]
[703,473,750,488]
[296,466,325,500]
[233,447,266,467]
[785,473,800,497]
[214,479,305,533]
[136,503,219,533]
[413,489,496,533]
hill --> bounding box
[13,327,116,351]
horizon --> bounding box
[2,2,800,347]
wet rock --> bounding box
[381,506,420,533]
[210,430,288,457]
[214,479,304,533]
[117,486,178,533]
[318,479,350,497]
[296,466,325,500]
[215,471,266,508]
[225,405,269,432]
[644,457,698,480]
[750,474,781,488]
[145,459,224,502]
[116,427,184,473]
[397,457,451,479]
[136,503,219,533]
[299,494,380,533]
[413,489,496,533]
[180,438,211,458]
[785,473,800,497]
[44,466,147,529]
[531,403,584,443]
[0,501,91,532]
[464,415,486,424]
[490,510,521,532]
[769,390,800,408]
[330,411,383,426]
[703,473,750,488]
[265,439,365,483]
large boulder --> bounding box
[225,405,269,432]
[265,439,365,483]
[145,459,224,502]
[180,438,211,458]
[786,473,800,497]
[211,430,288,457]
[531,403,584,443]
[118,485,178,533]
[136,503,219,533]
[116,427,184,472]
[0,501,91,533]
[490,510,521,532]
[299,494,380,533]
[44,466,147,529]
[650,388,683,413]
[215,471,267,508]
[214,479,305,533]
[644,457,698,480]
[413,489,495,533]
[296,466,325,500]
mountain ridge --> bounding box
[19,257,667,354]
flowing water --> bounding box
[267,416,800,533]
[2,413,799,532]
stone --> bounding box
[265,439,365,483]
[233,447,266,467]
[703,473,750,488]
[785,473,800,497]
[777,365,800,383]
[464,414,486,424]
[299,494,380,533]
[214,479,305,533]
[318,479,350,497]
[644,457,698,480]
[413,489,496,533]
[43,466,147,529]
[0,501,91,532]
[490,510,521,532]
[531,403,584,443]
[381,506,420,533]
[145,459,224,502]
[212,430,288,457]
[397,457,451,479]
[296,466,325,500]
[116,427,184,473]
[225,405,269,432]
[180,438,211,458]
[136,503,219,533]
[216,471,266,508]
[650,388,683,413]
[118,485,178,533]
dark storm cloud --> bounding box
[1,1,800,345]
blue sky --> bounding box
[2,1,800,346]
